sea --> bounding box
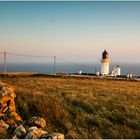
[0,63,140,76]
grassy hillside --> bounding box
[1,75,140,138]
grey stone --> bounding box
[12,135,18,139]
[28,116,46,128]
[0,120,9,130]
[40,132,64,139]
[0,120,9,135]
[25,126,47,139]
[13,124,26,138]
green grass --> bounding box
[1,75,140,138]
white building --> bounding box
[96,71,100,76]
[78,70,82,75]
[111,65,121,77]
[127,73,133,78]
[101,50,110,75]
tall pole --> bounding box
[4,51,7,76]
[54,56,56,74]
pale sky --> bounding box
[0,1,140,63]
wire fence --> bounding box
[0,51,98,75]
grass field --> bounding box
[1,75,140,138]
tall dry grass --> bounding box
[1,75,140,138]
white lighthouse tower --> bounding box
[101,50,110,75]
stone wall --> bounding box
[0,80,64,139]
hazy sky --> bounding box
[0,1,140,63]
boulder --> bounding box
[13,125,26,138]
[40,132,64,139]
[7,122,17,138]
[0,119,9,129]
[12,135,18,139]
[25,126,47,139]
[0,81,16,99]
[28,116,46,128]
[0,119,9,135]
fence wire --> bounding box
[0,51,96,74]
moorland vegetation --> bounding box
[1,75,140,138]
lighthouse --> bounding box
[101,50,110,75]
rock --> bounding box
[0,95,16,115]
[9,111,22,123]
[0,119,9,129]
[0,82,16,120]
[25,126,47,139]
[0,80,22,126]
[0,82,16,98]
[12,135,18,139]
[0,119,9,135]
[7,122,17,138]
[13,125,26,138]
[40,132,64,139]
[0,80,22,138]
[28,116,46,128]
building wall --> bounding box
[111,67,121,76]
[101,61,109,75]
[116,67,121,76]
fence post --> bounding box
[54,56,56,74]
[4,51,7,76]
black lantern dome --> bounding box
[102,49,109,59]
